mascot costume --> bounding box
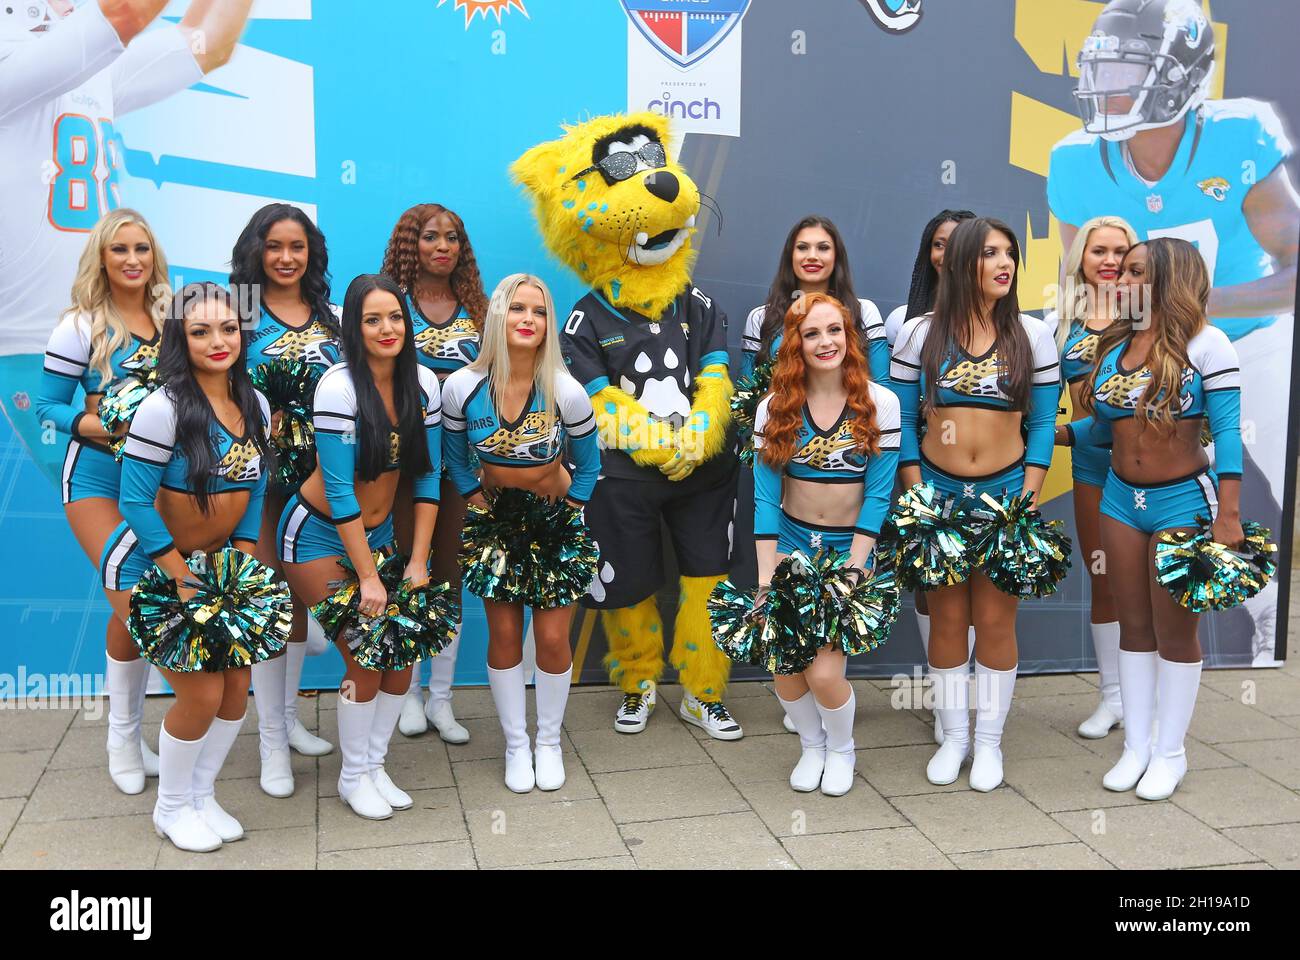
[512,112,743,740]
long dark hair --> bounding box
[230,203,339,337]
[338,274,432,481]
[905,209,977,322]
[156,282,269,514]
[758,215,863,359]
[918,217,1031,418]
[379,203,490,328]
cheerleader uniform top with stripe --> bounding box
[1064,326,1243,478]
[889,314,1061,470]
[440,366,601,504]
[409,297,480,375]
[244,302,342,376]
[751,383,901,540]
[741,298,891,386]
[36,311,159,446]
[119,387,272,558]
[311,363,443,524]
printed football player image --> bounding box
[0,0,254,485]
[1047,0,1300,666]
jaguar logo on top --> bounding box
[624,0,751,138]
[858,0,923,34]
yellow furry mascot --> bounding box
[512,112,742,740]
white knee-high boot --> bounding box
[250,655,292,797]
[368,690,412,810]
[926,664,970,784]
[488,662,534,793]
[303,609,330,656]
[426,630,470,743]
[337,694,392,820]
[105,654,146,795]
[970,662,1017,792]
[1103,650,1157,791]
[154,727,222,852]
[191,715,246,842]
[534,665,571,791]
[129,659,159,777]
[815,690,856,796]
[915,612,943,746]
[398,662,429,737]
[778,691,826,791]
[284,642,333,756]
[1136,657,1202,801]
[1078,622,1123,738]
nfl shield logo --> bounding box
[623,0,752,69]
[1146,194,1164,213]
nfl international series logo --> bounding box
[622,0,751,68]
[857,0,923,34]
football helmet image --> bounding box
[1075,0,1216,142]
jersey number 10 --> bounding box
[44,114,124,233]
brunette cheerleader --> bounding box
[442,274,599,792]
[379,203,490,744]
[1062,239,1243,800]
[231,203,343,795]
[36,209,169,795]
[890,218,1060,792]
[752,294,899,795]
[104,282,273,851]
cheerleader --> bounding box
[1051,216,1138,739]
[1061,239,1242,801]
[884,209,976,744]
[103,283,272,851]
[230,203,343,796]
[379,203,489,744]
[741,215,889,382]
[276,273,442,820]
[35,209,169,796]
[890,218,1060,792]
[752,294,899,795]
[441,274,600,793]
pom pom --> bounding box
[98,370,160,460]
[708,577,771,668]
[730,354,773,467]
[129,548,291,672]
[1155,517,1276,612]
[310,551,458,671]
[460,488,598,608]
[969,492,1073,598]
[884,483,975,591]
[250,359,325,489]
[824,562,901,657]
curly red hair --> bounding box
[760,293,880,467]
[379,203,489,329]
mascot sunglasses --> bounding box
[571,142,668,183]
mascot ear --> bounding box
[511,137,565,200]
[624,110,672,144]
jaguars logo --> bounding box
[415,318,479,364]
[936,355,1003,399]
[1064,332,1100,368]
[215,438,262,483]
[1198,177,1230,202]
[263,321,337,367]
[388,429,402,466]
[794,430,865,472]
[122,339,159,372]
[1095,365,1194,411]
[480,411,557,462]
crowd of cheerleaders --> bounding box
[36,201,1245,853]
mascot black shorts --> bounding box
[581,458,738,610]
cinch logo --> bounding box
[857,0,922,34]
[647,92,722,121]
[623,0,751,69]
[50,891,151,941]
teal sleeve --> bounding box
[119,456,173,558]
[232,470,267,544]
[753,453,782,539]
[856,448,899,538]
[1205,389,1242,479]
[566,428,601,503]
[35,367,87,437]
[412,421,443,504]
[867,337,892,392]
[1066,416,1113,448]
[894,378,922,466]
[316,429,361,524]
[441,426,481,499]
[1025,383,1059,470]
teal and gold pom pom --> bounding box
[883,483,974,592]
[98,370,160,460]
[730,355,773,467]
[1155,517,1276,613]
[129,548,292,672]
[460,488,598,608]
[824,561,900,657]
[708,577,771,668]
[969,492,1073,598]
[311,551,458,671]
[251,359,324,489]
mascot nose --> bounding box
[643,171,680,204]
